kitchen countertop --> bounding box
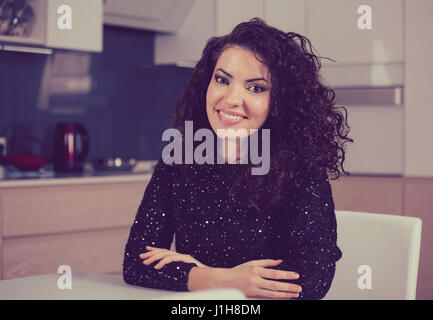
[0,272,247,300]
[0,160,157,188]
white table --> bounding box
[0,272,247,300]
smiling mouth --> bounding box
[217,110,248,120]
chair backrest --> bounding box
[324,210,422,300]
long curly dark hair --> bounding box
[172,18,353,215]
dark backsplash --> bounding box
[0,25,193,162]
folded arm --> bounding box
[273,173,342,299]
[122,159,197,291]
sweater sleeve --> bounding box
[273,172,342,299]
[122,158,197,291]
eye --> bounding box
[248,85,267,94]
[214,74,229,85]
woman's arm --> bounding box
[272,172,342,299]
[187,261,302,299]
[187,267,226,291]
[122,159,198,291]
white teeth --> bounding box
[219,110,245,120]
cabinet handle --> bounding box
[333,87,403,106]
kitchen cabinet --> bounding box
[0,0,102,52]
[330,176,403,215]
[342,105,403,176]
[154,0,305,65]
[404,0,433,177]
[307,0,404,87]
[0,179,149,279]
[404,178,433,299]
[45,0,102,52]
[306,0,403,66]
[103,0,195,33]
[155,0,403,69]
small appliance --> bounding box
[53,122,89,172]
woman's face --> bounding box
[206,45,271,137]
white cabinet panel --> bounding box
[343,105,403,175]
[46,0,102,52]
[307,0,403,65]
[154,0,306,65]
[265,0,305,34]
[404,0,433,178]
[215,0,264,36]
[104,0,174,20]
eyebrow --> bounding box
[216,68,270,84]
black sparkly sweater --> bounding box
[122,158,342,299]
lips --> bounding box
[216,108,247,118]
[216,109,247,126]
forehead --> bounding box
[215,46,271,81]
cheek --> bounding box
[248,96,270,121]
[206,83,223,108]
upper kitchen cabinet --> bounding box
[45,0,102,52]
[0,0,103,52]
[307,0,404,87]
[154,0,305,65]
[103,0,195,33]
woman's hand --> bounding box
[227,259,302,299]
[139,246,209,269]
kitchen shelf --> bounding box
[0,35,45,46]
[0,0,103,52]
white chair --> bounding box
[324,210,422,300]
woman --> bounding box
[123,18,353,300]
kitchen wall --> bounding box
[0,25,193,162]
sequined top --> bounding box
[123,158,342,299]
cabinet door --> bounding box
[104,0,174,20]
[404,178,433,300]
[265,0,305,34]
[154,0,306,65]
[330,176,403,215]
[3,228,130,279]
[342,105,403,175]
[215,0,264,36]
[306,0,403,65]
[1,182,146,238]
[46,0,103,52]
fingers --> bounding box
[258,278,302,295]
[154,254,191,269]
[145,246,159,250]
[259,268,300,281]
[253,288,300,299]
[139,246,173,259]
[142,251,177,265]
[139,249,165,259]
[250,259,283,267]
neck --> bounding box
[216,135,248,164]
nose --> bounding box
[224,84,243,107]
